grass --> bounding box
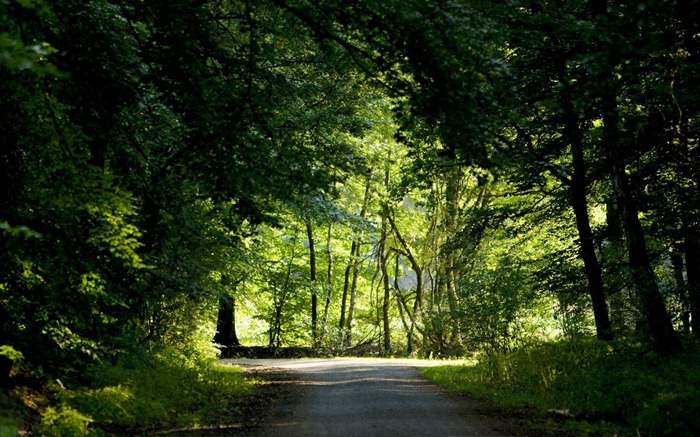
[4,347,256,436]
[423,338,700,436]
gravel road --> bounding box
[222,358,511,437]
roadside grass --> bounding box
[422,338,700,436]
[4,348,256,437]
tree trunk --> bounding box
[345,240,362,346]
[381,252,391,355]
[569,184,613,341]
[214,294,240,347]
[603,105,682,355]
[322,222,333,329]
[443,168,463,347]
[393,255,414,349]
[214,282,241,355]
[604,195,628,332]
[305,216,318,344]
[339,241,355,330]
[386,210,423,354]
[566,105,613,341]
[378,232,392,354]
[270,303,283,348]
[551,46,614,341]
[380,162,392,355]
[587,0,681,354]
[342,173,373,346]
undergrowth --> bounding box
[3,347,255,436]
[0,389,24,437]
[423,338,700,436]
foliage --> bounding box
[249,223,313,347]
[0,0,371,381]
[2,0,699,433]
[37,406,94,437]
[0,390,23,437]
[0,346,24,367]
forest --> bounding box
[1,0,699,435]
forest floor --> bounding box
[216,358,583,437]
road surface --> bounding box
[222,358,511,437]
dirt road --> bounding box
[222,358,511,437]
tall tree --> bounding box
[590,0,682,354]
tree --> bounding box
[590,0,682,354]
[0,0,376,379]
[4,0,696,391]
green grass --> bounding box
[37,349,255,436]
[423,339,700,436]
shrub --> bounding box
[38,406,95,437]
[0,417,20,437]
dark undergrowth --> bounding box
[423,338,700,436]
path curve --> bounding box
[222,358,511,437]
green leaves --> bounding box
[2,3,697,429]
[0,0,57,75]
[0,223,42,239]
[83,190,146,270]
[0,345,25,366]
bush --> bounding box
[1,374,27,437]
[38,406,94,437]
[0,417,20,437]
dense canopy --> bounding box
[1,0,699,433]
